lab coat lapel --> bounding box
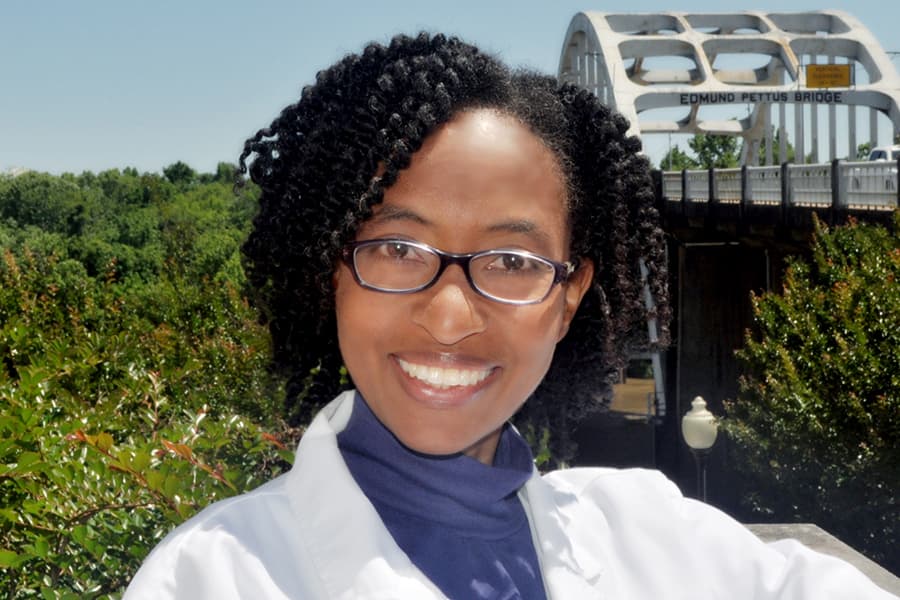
[286,391,447,600]
[520,470,612,599]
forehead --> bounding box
[407,109,564,193]
[363,109,570,251]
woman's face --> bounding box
[333,109,593,464]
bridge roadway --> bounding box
[656,158,898,237]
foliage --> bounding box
[688,134,739,169]
[161,162,197,187]
[659,135,740,170]
[724,213,900,574]
[856,142,873,161]
[756,128,796,165]
[0,166,295,598]
[658,145,698,171]
[662,130,805,170]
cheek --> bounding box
[333,267,370,366]
[515,296,569,365]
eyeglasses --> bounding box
[341,238,577,305]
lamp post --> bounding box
[681,396,718,503]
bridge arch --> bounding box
[559,10,900,165]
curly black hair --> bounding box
[239,32,670,461]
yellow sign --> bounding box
[805,64,852,88]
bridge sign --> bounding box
[806,64,853,89]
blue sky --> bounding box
[1,0,897,174]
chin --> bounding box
[398,434,468,457]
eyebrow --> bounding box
[371,206,553,247]
[370,205,429,225]
[486,219,552,247]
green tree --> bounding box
[0,165,293,597]
[755,129,796,165]
[198,162,239,185]
[688,134,739,169]
[659,145,698,171]
[725,213,900,574]
[0,172,85,234]
[162,161,197,187]
[214,162,237,183]
[856,142,872,160]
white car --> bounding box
[866,145,900,162]
[850,145,899,194]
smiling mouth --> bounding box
[396,358,493,390]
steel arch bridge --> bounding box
[558,12,899,502]
[558,10,900,165]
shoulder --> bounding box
[537,467,696,542]
[125,393,358,599]
[158,473,294,546]
[124,474,323,599]
[534,467,897,599]
[538,466,764,551]
[541,466,681,505]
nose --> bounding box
[411,266,487,345]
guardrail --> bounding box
[747,524,900,595]
[660,159,899,211]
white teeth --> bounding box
[397,358,492,389]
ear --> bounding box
[332,261,350,293]
[558,258,594,342]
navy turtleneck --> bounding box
[337,393,547,600]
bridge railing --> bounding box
[791,163,833,208]
[715,168,742,203]
[684,169,709,202]
[660,159,899,211]
[745,165,781,204]
[839,161,899,208]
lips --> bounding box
[396,357,493,390]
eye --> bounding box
[371,240,430,265]
[483,252,546,274]
[500,253,526,271]
[382,241,411,259]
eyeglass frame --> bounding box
[340,238,579,306]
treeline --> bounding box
[660,131,900,171]
[0,164,293,597]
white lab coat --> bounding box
[124,391,896,599]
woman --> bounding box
[124,33,895,599]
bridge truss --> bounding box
[558,11,900,165]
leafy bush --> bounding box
[725,213,900,574]
[0,167,295,598]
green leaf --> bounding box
[145,469,164,492]
[71,524,88,547]
[17,451,41,469]
[33,536,50,559]
[163,473,180,498]
[96,432,114,452]
[131,450,151,472]
[0,508,18,523]
[0,549,24,568]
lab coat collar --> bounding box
[284,390,608,599]
[520,468,610,598]
[285,391,447,599]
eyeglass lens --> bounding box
[352,240,557,303]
